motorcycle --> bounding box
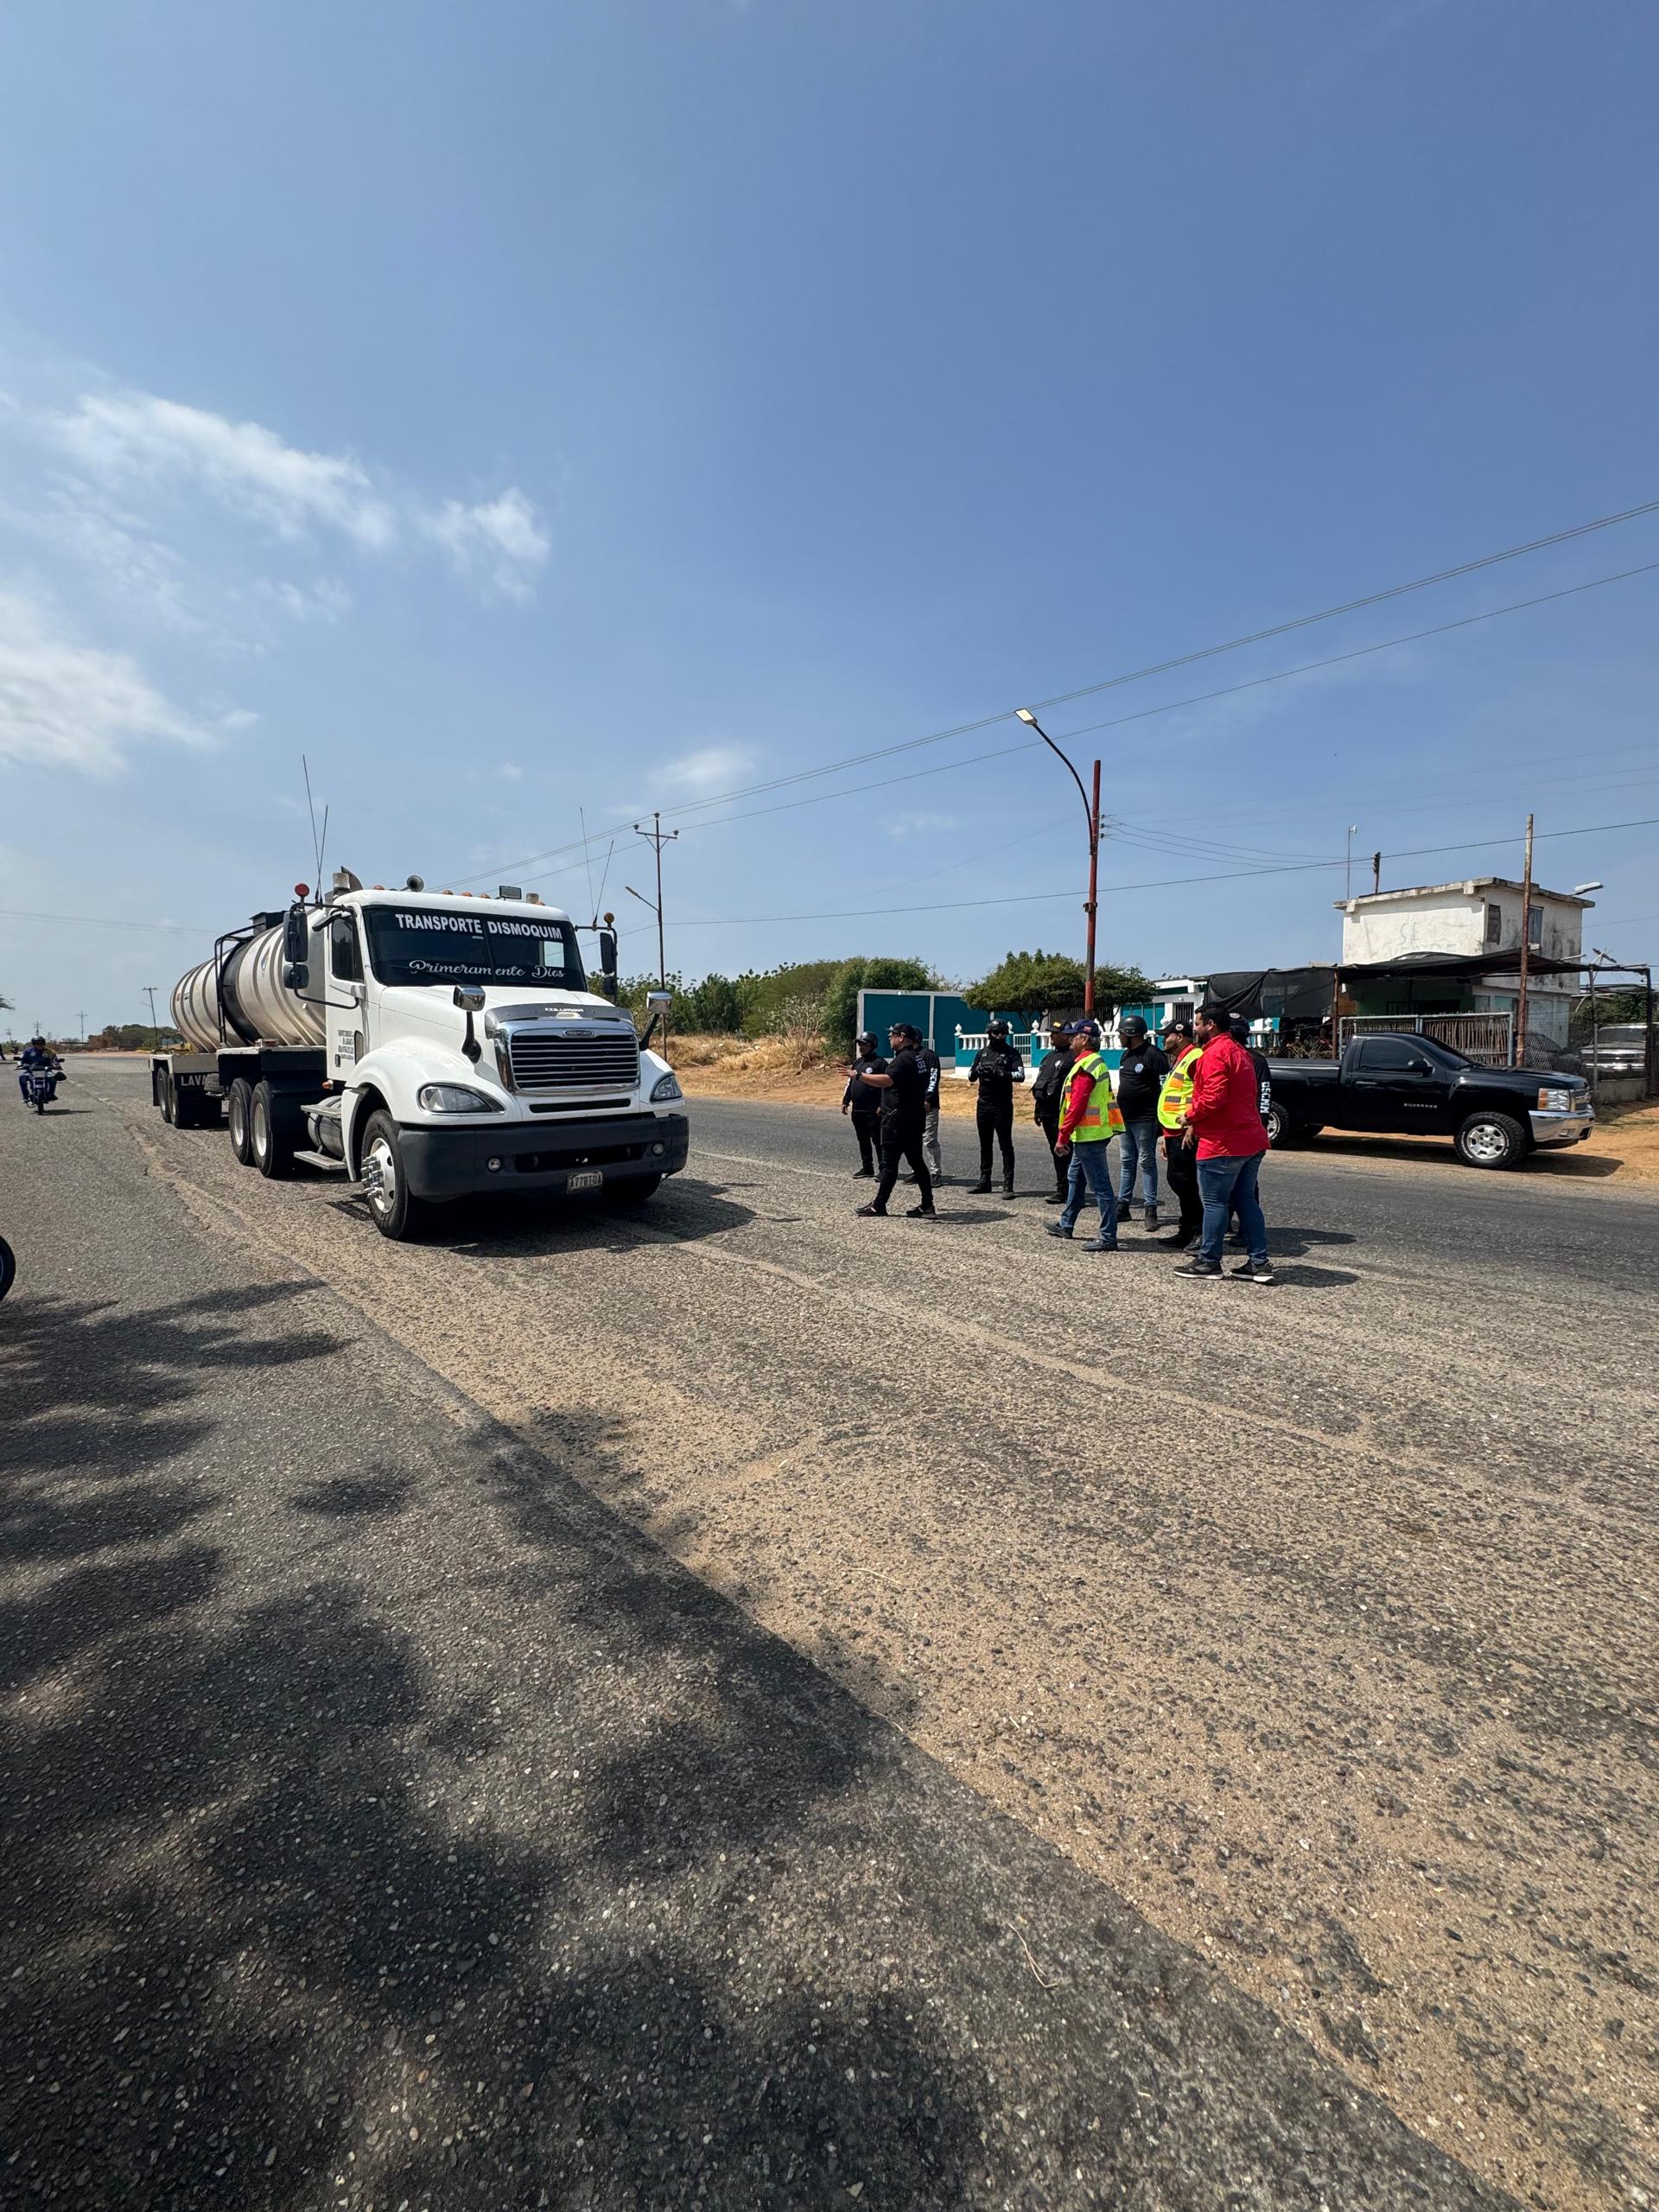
[21,1059,63,1114]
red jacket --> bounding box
[1187,1034,1269,1160]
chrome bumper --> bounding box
[1529,1103,1594,1147]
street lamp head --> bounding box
[1014,708,1039,727]
[1573,880,1603,895]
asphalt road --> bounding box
[3,1060,1654,2211]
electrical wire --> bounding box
[659,814,1659,929]
[450,498,1659,884]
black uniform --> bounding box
[842,1053,888,1173]
[1029,1044,1075,1197]
[969,1037,1025,1187]
[873,1046,934,1211]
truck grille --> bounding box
[507,1027,639,1093]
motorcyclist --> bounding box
[18,1037,60,1103]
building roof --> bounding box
[1336,948,1589,985]
[1336,876,1594,912]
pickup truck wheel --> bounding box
[1265,1103,1296,1147]
[359,1109,427,1240]
[251,1081,294,1179]
[226,1078,255,1165]
[1456,1109,1527,1169]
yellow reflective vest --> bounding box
[1157,1044,1203,1131]
[1067,1052,1125,1143]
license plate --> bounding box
[567,1169,603,1192]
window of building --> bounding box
[1484,900,1503,945]
[1527,903,1543,948]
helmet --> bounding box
[855,1031,877,1047]
[1121,1014,1148,1042]
[988,1018,1009,1038]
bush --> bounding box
[678,971,743,1033]
[963,949,1152,1016]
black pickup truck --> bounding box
[1264,1033,1594,1168]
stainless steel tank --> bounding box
[170,913,326,1052]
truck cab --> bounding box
[299,883,687,1235]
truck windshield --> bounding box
[362,906,585,990]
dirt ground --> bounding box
[672,1039,1659,1181]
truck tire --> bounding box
[1455,1109,1527,1170]
[603,1174,662,1207]
[250,1081,294,1179]
[227,1078,256,1165]
[359,1109,427,1241]
[159,1070,178,1125]
[1265,1103,1296,1147]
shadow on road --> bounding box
[0,1269,1518,2209]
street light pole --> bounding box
[1514,812,1535,1068]
[1015,709,1101,1016]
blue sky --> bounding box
[2,0,1656,1033]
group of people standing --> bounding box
[843,1005,1274,1281]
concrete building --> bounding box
[1335,877,1593,1046]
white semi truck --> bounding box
[149,869,687,1239]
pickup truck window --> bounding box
[1354,1039,1436,1074]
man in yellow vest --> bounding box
[1043,1020,1122,1251]
[1156,1019,1205,1249]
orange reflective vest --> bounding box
[1157,1044,1203,1131]
[1067,1052,1125,1143]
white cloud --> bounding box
[259,576,353,626]
[499,761,524,779]
[422,488,550,603]
[0,589,237,776]
[33,382,550,603]
[885,810,958,838]
[655,744,753,797]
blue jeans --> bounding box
[1197,1152,1267,1268]
[1060,1141,1118,1242]
[1117,1119,1160,1207]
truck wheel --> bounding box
[604,1174,662,1207]
[1455,1110,1527,1169]
[359,1109,426,1240]
[1265,1103,1296,1147]
[251,1081,294,1179]
[159,1070,177,1125]
[227,1078,255,1165]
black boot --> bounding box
[969,1179,993,1194]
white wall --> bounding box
[1342,885,1585,964]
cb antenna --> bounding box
[302,755,325,893]
[580,806,598,925]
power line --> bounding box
[657,813,1659,930]
[0,906,211,935]
[512,556,1659,880]
[452,496,1659,884]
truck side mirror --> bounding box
[454,982,486,1063]
[283,962,309,991]
[598,927,619,1001]
[283,902,309,965]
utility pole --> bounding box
[1514,812,1535,1067]
[144,986,161,1040]
[77,1009,86,1043]
[1015,709,1102,1015]
[631,812,678,989]
[1344,825,1358,902]
[1370,851,1382,895]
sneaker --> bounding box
[906,1204,938,1220]
[1173,1259,1222,1278]
[1082,1238,1121,1253]
[969,1180,993,1194]
[1045,1222,1074,1239]
[855,1203,888,1217]
[1228,1260,1275,1284]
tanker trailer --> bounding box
[149,872,687,1241]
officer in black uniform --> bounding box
[1029,1027,1077,1203]
[968,1018,1025,1193]
[841,1030,887,1177]
[855,1023,937,1219]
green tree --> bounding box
[820,956,941,1053]
[963,948,1153,1015]
[678,971,744,1033]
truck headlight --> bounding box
[416,1084,502,1113]
[1536,1086,1573,1112]
[651,1071,683,1103]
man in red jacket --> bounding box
[1173,1003,1273,1284]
